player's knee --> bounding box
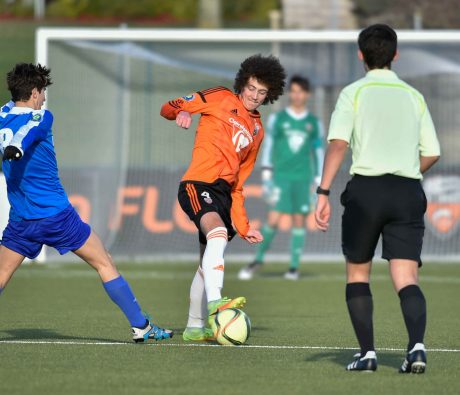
[92,251,116,272]
[106,252,115,265]
[347,273,370,283]
[346,262,371,283]
[393,273,419,292]
[200,212,225,234]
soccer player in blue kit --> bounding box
[0,63,173,343]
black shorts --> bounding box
[341,174,427,265]
[178,179,237,244]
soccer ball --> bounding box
[214,308,251,346]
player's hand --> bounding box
[244,229,263,244]
[315,194,331,232]
[3,146,22,161]
[176,111,192,129]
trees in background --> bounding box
[1,0,460,29]
[352,0,460,29]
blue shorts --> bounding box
[1,205,91,259]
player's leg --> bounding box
[284,213,306,280]
[238,210,282,280]
[285,180,310,279]
[199,211,228,303]
[0,246,26,294]
[73,231,173,342]
[341,177,382,371]
[254,177,289,265]
[185,244,207,329]
[0,219,41,293]
[390,260,427,373]
[345,260,378,371]
[254,210,282,263]
[199,212,246,324]
[390,260,426,350]
[178,181,244,329]
[345,261,376,356]
[382,177,427,373]
[183,243,214,341]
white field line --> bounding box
[12,270,460,284]
[0,340,459,353]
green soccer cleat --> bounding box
[182,327,215,342]
[207,296,247,331]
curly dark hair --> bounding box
[234,54,286,105]
[7,63,52,102]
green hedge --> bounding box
[0,0,279,24]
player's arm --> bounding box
[312,119,326,185]
[260,113,276,201]
[231,146,263,244]
[418,100,440,173]
[3,110,53,160]
[315,88,353,232]
[160,88,224,128]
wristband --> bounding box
[316,186,330,196]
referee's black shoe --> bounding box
[399,343,426,374]
[346,351,377,372]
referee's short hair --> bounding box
[289,75,310,92]
[358,24,397,69]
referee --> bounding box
[315,24,440,373]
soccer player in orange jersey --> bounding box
[161,55,286,341]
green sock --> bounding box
[254,225,277,263]
[290,228,306,270]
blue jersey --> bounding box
[0,102,69,221]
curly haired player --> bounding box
[161,54,286,341]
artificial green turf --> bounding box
[0,262,459,395]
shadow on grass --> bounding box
[256,271,316,279]
[305,350,403,370]
[0,328,124,343]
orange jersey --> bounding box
[160,86,264,237]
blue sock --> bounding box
[103,276,147,328]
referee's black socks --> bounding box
[346,282,374,355]
[398,284,426,351]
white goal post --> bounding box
[34,28,460,262]
[36,28,460,65]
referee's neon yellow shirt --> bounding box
[328,69,441,179]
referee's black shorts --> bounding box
[341,174,427,265]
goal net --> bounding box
[34,28,460,262]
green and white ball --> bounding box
[214,308,251,346]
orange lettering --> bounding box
[174,200,196,233]
[69,194,91,223]
[108,186,144,230]
[142,186,173,233]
